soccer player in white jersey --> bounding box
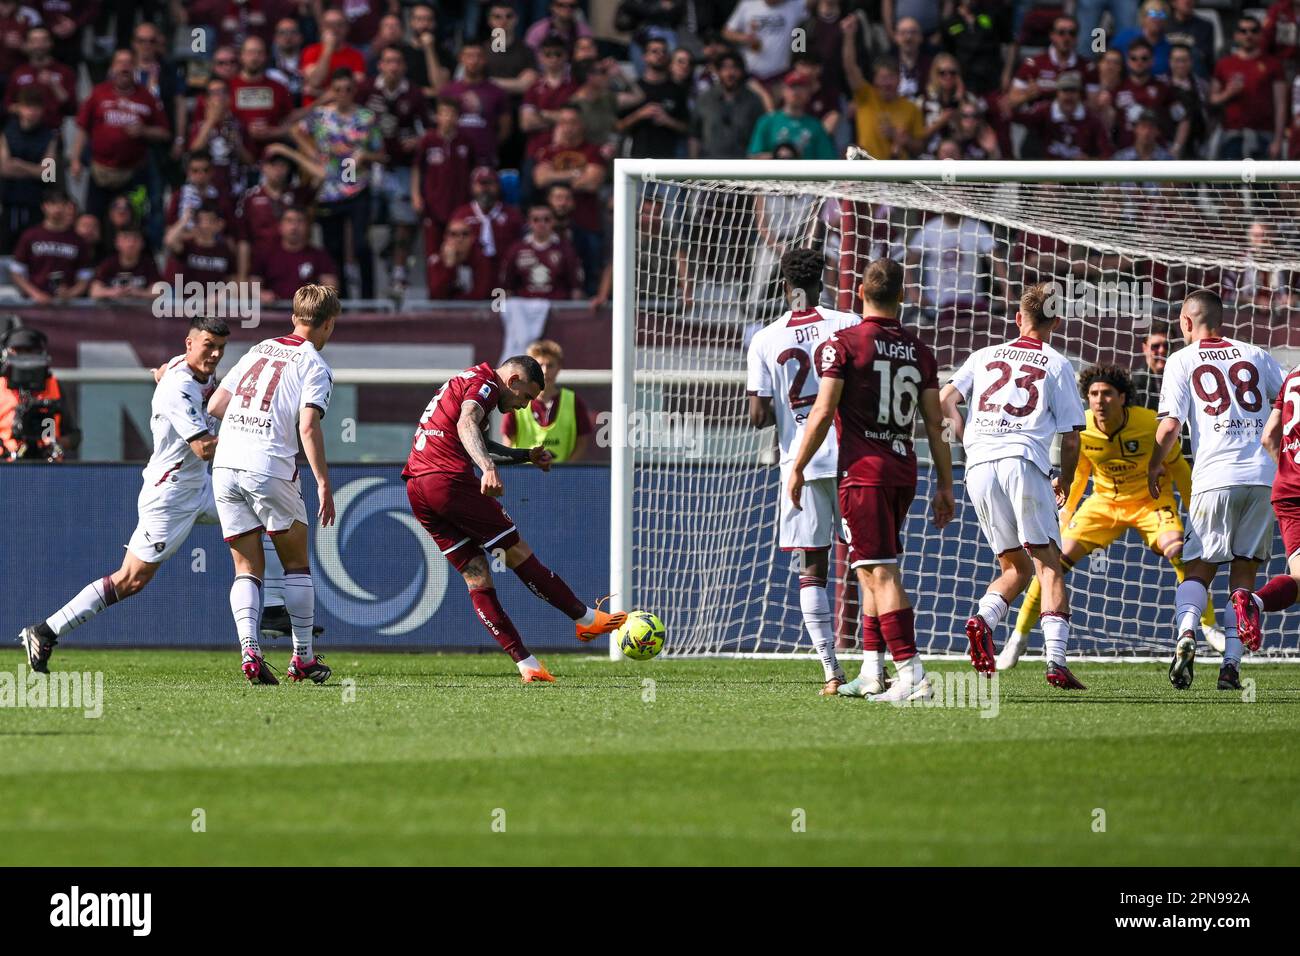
[208,284,338,685]
[19,318,230,672]
[1148,290,1284,691]
[746,249,862,695]
[939,282,1088,689]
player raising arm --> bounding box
[208,284,339,686]
[940,282,1087,689]
[788,257,954,703]
[746,248,862,695]
[19,318,229,673]
[403,355,625,683]
[1002,364,1223,669]
[1148,290,1283,690]
[1233,360,1300,649]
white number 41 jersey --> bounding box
[746,306,861,479]
[214,332,333,480]
[1158,335,1284,493]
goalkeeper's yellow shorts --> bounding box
[1063,495,1184,553]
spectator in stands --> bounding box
[10,188,94,302]
[0,87,56,255]
[36,0,96,71]
[252,206,339,303]
[230,36,297,162]
[1009,15,1098,113]
[1021,71,1113,159]
[546,180,577,243]
[1166,0,1216,77]
[4,26,76,132]
[210,45,240,85]
[1090,47,1126,140]
[360,45,428,296]
[413,96,475,273]
[1130,323,1170,409]
[187,0,292,49]
[164,202,235,286]
[450,166,524,269]
[301,8,367,107]
[890,16,929,100]
[905,210,1005,326]
[1115,1,1174,77]
[270,17,306,102]
[749,142,817,310]
[1168,43,1210,157]
[724,0,806,85]
[521,34,579,198]
[918,54,984,156]
[1212,14,1287,159]
[884,0,942,40]
[618,0,687,71]
[525,0,594,54]
[483,2,539,97]
[747,71,837,160]
[234,144,321,279]
[501,203,584,299]
[1114,39,1188,153]
[1075,0,1140,58]
[130,22,186,161]
[75,213,105,261]
[843,18,925,159]
[500,338,592,462]
[534,105,605,293]
[103,195,142,254]
[788,52,840,139]
[571,56,641,161]
[690,50,765,159]
[0,0,38,90]
[1265,0,1300,66]
[91,224,161,301]
[940,0,1012,97]
[71,48,171,220]
[166,149,236,228]
[436,40,511,166]
[1224,220,1295,321]
[952,100,1002,159]
[799,0,851,107]
[400,5,452,95]
[188,77,252,197]
[617,37,690,159]
[1114,108,1175,164]
[426,215,494,299]
[333,0,387,51]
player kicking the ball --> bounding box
[403,354,625,682]
[1148,290,1283,690]
[19,318,230,672]
[1232,359,1300,653]
[1002,364,1224,669]
[208,284,339,685]
[789,258,955,703]
[747,248,862,695]
[939,282,1087,689]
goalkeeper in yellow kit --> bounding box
[1001,364,1224,668]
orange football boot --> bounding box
[520,660,556,683]
[575,597,626,642]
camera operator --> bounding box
[0,323,79,461]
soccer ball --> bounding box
[616,611,665,661]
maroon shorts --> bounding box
[405,472,520,572]
[839,483,916,567]
[1275,496,1300,563]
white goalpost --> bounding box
[610,158,1300,661]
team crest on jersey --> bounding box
[153,542,165,553]
[478,383,492,400]
[1124,439,1140,453]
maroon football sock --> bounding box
[1256,575,1300,612]
[468,587,529,662]
[880,607,917,663]
[861,614,885,652]
[512,554,587,619]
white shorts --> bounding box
[126,481,218,563]
[213,467,308,542]
[781,475,838,550]
[967,457,1062,556]
[1182,485,1274,564]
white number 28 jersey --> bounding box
[1158,335,1284,493]
[213,332,333,480]
[746,306,861,479]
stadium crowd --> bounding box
[0,0,1298,309]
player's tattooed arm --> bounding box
[459,401,507,496]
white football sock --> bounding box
[860,650,884,680]
[1223,625,1242,669]
[1175,579,1208,636]
[262,537,285,609]
[799,578,840,680]
[284,571,315,660]
[576,608,596,627]
[517,655,541,673]
[230,574,263,655]
[977,591,1009,631]
[1041,613,1070,667]
[45,576,119,637]
[895,655,924,685]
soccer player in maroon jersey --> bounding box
[1233,361,1300,651]
[403,355,626,682]
[788,258,956,702]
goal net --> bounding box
[611,159,1300,660]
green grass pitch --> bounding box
[3,650,1299,866]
